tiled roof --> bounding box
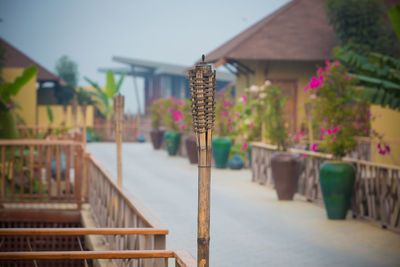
[1,38,60,82]
[206,0,338,62]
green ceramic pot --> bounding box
[319,161,355,219]
[212,137,232,169]
[164,131,181,156]
[248,144,252,167]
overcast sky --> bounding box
[0,0,290,113]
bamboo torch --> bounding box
[114,94,125,187]
[188,55,216,267]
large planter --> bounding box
[212,137,232,169]
[185,135,198,164]
[271,152,301,200]
[150,129,165,149]
[319,161,355,219]
[164,131,181,156]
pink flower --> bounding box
[317,67,323,76]
[178,100,183,107]
[241,94,247,102]
[227,118,232,123]
[320,128,326,138]
[318,75,324,83]
[240,142,248,151]
[334,61,340,66]
[327,128,332,135]
[223,101,232,108]
[345,74,350,80]
[385,145,391,153]
[301,154,307,159]
[309,77,323,89]
[229,125,234,132]
[377,143,381,149]
[235,112,240,118]
[355,122,361,130]
[250,122,255,128]
[172,110,183,122]
[303,84,310,92]
[169,107,175,113]
[311,144,318,152]
[220,111,229,117]
[180,125,186,130]
[295,135,300,141]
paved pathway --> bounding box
[88,143,400,267]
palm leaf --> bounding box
[115,72,126,94]
[105,70,116,98]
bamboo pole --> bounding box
[189,55,215,267]
[114,94,124,187]
[82,101,87,148]
[71,97,78,131]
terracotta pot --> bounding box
[319,161,355,220]
[271,152,301,200]
[150,129,165,149]
[185,135,198,164]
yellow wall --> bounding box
[2,68,37,125]
[38,105,94,127]
[370,105,400,166]
[235,60,323,132]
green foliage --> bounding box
[75,87,94,105]
[305,61,368,159]
[325,0,400,56]
[84,70,125,119]
[389,5,400,42]
[263,85,288,151]
[335,47,400,111]
[0,66,38,111]
[55,55,78,87]
[46,106,53,125]
[54,84,74,106]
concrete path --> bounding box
[88,143,400,267]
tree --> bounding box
[55,55,78,87]
[325,0,400,57]
[54,55,78,106]
[84,70,125,120]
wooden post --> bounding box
[114,94,124,188]
[305,103,314,145]
[72,97,78,131]
[81,102,87,148]
[189,56,215,267]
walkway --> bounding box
[88,143,400,267]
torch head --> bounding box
[188,56,216,135]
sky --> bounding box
[0,0,290,113]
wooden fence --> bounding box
[17,125,83,141]
[251,142,400,231]
[0,140,196,266]
[0,140,83,208]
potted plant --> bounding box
[149,98,167,149]
[213,88,234,168]
[163,97,184,156]
[182,99,198,164]
[260,82,301,200]
[304,60,375,219]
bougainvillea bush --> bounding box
[304,60,389,158]
[160,96,185,132]
[214,88,235,137]
[149,98,168,129]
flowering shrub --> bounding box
[214,88,235,137]
[159,96,185,132]
[304,60,382,158]
[149,98,168,129]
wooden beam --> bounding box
[0,227,169,236]
[213,58,227,68]
[0,250,175,260]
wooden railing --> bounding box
[0,140,83,208]
[0,140,196,266]
[17,125,83,141]
[87,155,170,266]
[251,142,400,231]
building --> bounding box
[0,38,93,127]
[101,57,235,113]
[204,0,400,165]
